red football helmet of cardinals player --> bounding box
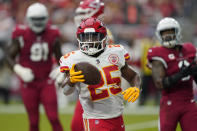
[74,0,104,26]
[77,17,107,56]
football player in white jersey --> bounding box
[59,18,141,131]
[70,0,114,130]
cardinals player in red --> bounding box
[6,3,63,131]
[147,17,197,131]
[70,0,114,131]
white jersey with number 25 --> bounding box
[60,45,130,119]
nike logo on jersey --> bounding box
[96,59,100,64]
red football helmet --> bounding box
[74,0,104,26]
[77,17,107,56]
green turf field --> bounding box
[0,113,159,131]
[0,103,181,131]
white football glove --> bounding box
[14,64,34,83]
[49,66,66,87]
[49,66,61,80]
[55,72,65,87]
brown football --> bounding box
[74,62,101,85]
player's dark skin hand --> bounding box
[180,65,192,77]
[190,63,197,75]
[177,60,197,77]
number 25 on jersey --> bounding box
[88,65,122,101]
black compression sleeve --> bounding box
[162,72,185,89]
[192,73,197,84]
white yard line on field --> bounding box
[0,104,159,115]
[0,104,75,114]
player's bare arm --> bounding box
[52,37,62,63]
[60,71,76,95]
[152,58,193,90]
[61,72,76,88]
[61,64,85,95]
[121,62,141,87]
[121,62,141,103]
[151,60,165,89]
[5,38,20,69]
[49,36,63,80]
[6,37,34,82]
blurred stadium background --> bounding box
[0,0,197,130]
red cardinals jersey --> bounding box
[147,43,196,100]
[12,24,60,81]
